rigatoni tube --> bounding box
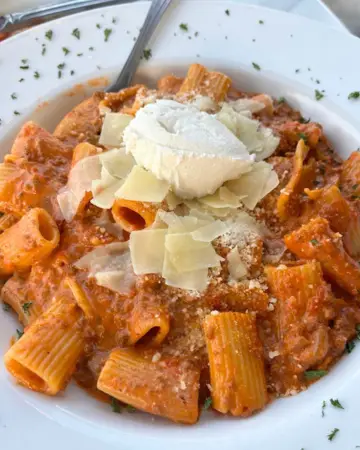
[0,207,59,274]
[203,312,268,416]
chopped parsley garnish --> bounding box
[352,184,359,190]
[42,44,46,56]
[112,17,117,24]
[179,23,188,31]
[348,91,360,100]
[77,53,83,57]
[295,68,300,73]
[322,400,326,417]
[316,79,320,84]
[278,97,286,103]
[2,303,10,312]
[72,28,80,39]
[62,47,70,55]
[194,31,199,37]
[34,71,40,79]
[315,89,324,101]
[203,396,212,410]
[16,329,24,339]
[89,46,95,51]
[304,370,327,380]
[356,324,360,339]
[330,398,344,409]
[96,23,102,29]
[22,302,32,315]
[299,116,311,124]
[310,239,319,246]
[13,111,20,116]
[104,28,113,42]
[70,70,75,76]
[111,397,122,413]
[21,58,28,64]
[143,48,152,60]
[45,30,53,41]
[11,93,17,100]
[126,405,136,413]
[58,70,62,79]
[20,65,29,70]
[298,132,308,143]
[225,9,230,16]
[57,63,65,70]
[346,340,355,353]
[19,78,24,83]
[259,19,264,24]
[327,428,339,442]
[252,62,261,71]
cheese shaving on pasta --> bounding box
[99,113,133,147]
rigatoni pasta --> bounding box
[1,63,360,425]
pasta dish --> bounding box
[1,63,360,424]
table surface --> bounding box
[0,0,348,32]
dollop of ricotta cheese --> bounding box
[123,100,254,198]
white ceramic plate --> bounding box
[1,2,360,449]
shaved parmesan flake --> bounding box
[216,104,279,161]
[188,209,214,223]
[169,244,222,273]
[230,98,267,114]
[91,179,124,209]
[191,95,217,112]
[165,233,208,254]
[227,247,248,280]
[99,148,135,179]
[261,168,279,198]
[191,220,228,242]
[199,186,242,209]
[99,113,133,147]
[226,162,277,210]
[130,229,167,274]
[115,165,169,202]
[75,242,134,294]
[57,155,102,222]
[95,211,123,239]
[184,199,233,219]
[166,191,183,210]
[163,252,208,291]
[95,270,125,292]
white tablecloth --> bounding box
[0,0,348,32]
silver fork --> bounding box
[106,0,174,92]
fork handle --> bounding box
[106,0,173,92]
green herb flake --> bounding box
[304,370,327,380]
[327,428,339,442]
[356,324,360,340]
[112,17,117,24]
[126,405,136,413]
[143,48,152,61]
[34,71,40,79]
[299,116,311,124]
[20,65,29,70]
[278,96,286,103]
[295,68,300,73]
[62,47,70,55]
[298,132,308,143]
[104,28,113,42]
[70,70,75,76]
[322,400,326,417]
[11,93,17,100]
[21,58,28,64]
[315,89,324,101]
[330,398,344,409]
[352,184,359,190]
[346,340,355,353]
[348,91,360,100]
[194,31,199,37]
[58,70,62,79]
[13,111,21,116]
[2,303,10,312]
[252,62,261,71]
[89,46,95,51]
[19,78,25,83]
[225,9,230,16]
[310,239,319,246]
[42,45,46,56]
[22,302,32,315]
[111,397,122,413]
[72,28,80,40]
[96,23,102,29]
[259,20,264,24]
[45,30,53,41]
[179,23,188,32]
[16,329,24,339]
[203,396,212,410]
[57,63,65,70]
[77,53,83,57]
